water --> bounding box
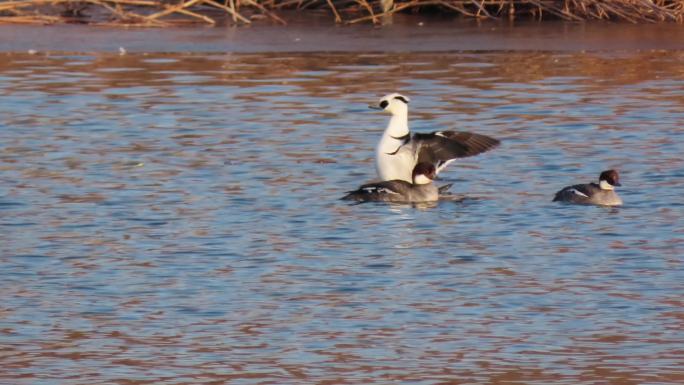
[1,50,683,384]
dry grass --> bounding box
[0,0,683,26]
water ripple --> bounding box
[0,51,682,385]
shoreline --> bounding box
[2,0,684,26]
[3,19,684,53]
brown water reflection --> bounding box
[1,51,683,384]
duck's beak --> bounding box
[613,181,622,187]
[368,104,382,110]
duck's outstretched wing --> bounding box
[413,131,500,173]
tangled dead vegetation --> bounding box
[1,0,683,26]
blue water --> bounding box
[1,51,683,384]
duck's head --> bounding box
[412,162,436,185]
[599,169,621,190]
[369,93,410,116]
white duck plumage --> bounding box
[371,93,500,182]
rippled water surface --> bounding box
[1,50,683,384]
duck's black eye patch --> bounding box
[380,100,389,109]
[394,96,409,104]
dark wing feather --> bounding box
[438,183,453,193]
[552,183,598,202]
[413,131,500,165]
[342,180,412,201]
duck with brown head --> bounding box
[553,169,623,206]
[342,162,441,203]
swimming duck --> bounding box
[553,169,623,206]
[342,162,441,203]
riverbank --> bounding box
[0,0,683,26]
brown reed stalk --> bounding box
[96,1,150,24]
[356,0,378,23]
[438,1,477,17]
[0,15,61,23]
[272,0,305,8]
[299,0,321,10]
[203,0,251,23]
[348,0,427,23]
[145,0,201,21]
[176,7,216,23]
[1,0,684,26]
[242,0,287,24]
[471,0,494,18]
[326,0,342,22]
[229,0,237,22]
[527,0,583,21]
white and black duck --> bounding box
[370,93,500,183]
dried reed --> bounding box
[0,0,682,26]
